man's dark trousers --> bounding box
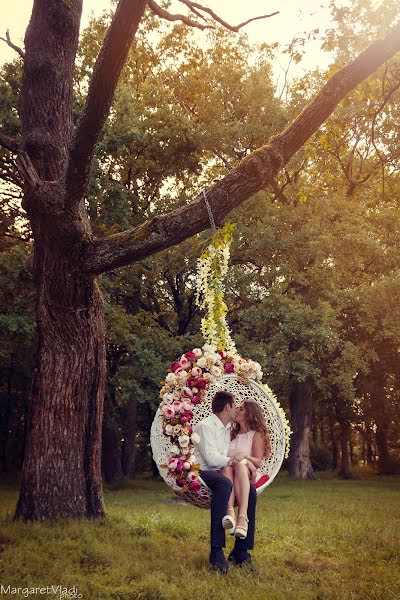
[200,469,257,550]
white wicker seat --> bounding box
[151,374,286,509]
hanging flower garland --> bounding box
[195,222,237,353]
[159,222,291,493]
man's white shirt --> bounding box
[193,413,231,470]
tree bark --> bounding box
[15,255,107,520]
[287,377,316,480]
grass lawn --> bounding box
[0,470,399,600]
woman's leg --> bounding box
[221,465,235,512]
[233,463,250,530]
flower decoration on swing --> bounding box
[159,344,263,492]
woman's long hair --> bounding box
[231,400,271,458]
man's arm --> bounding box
[195,422,231,470]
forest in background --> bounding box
[1,0,399,484]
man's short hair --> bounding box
[212,391,234,414]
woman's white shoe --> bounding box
[222,509,236,530]
[234,514,249,539]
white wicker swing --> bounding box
[151,374,286,509]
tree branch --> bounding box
[177,0,279,32]
[147,0,211,30]
[65,0,147,212]
[80,19,400,275]
[0,29,25,59]
[15,151,43,189]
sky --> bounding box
[0,0,334,85]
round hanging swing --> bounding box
[150,209,291,509]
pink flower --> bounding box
[176,477,186,487]
[191,395,201,405]
[179,357,190,370]
[224,363,235,374]
[161,405,175,418]
[175,460,185,474]
[181,386,193,399]
[170,361,181,372]
[191,366,202,377]
[187,425,193,434]
[183,410,193,422]
[172,401,183,414]
[180,416,188,425]
[167,457,179,470]
[217,350,225,358]
[196,378,207,389]
[182,401,193,412]
[185,351,197,361]
[187,471,197,482]
[186,376,196,388]
[189,480,201,492]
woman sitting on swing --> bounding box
[221,400,272,539]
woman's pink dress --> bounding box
[228,430,262,482]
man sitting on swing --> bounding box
[193,390,257,574]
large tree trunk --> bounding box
[287,377,316,480]
[15,255,107,520]
[12,0,146,521]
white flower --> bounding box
[191,432,200,444]
[184,461,191,470]
[173,390,181,400]
[187,454,196,464]
[178,434,190,446]
[165,372,176,383]
[170,445,179,455]
[193,348,202,357]
[197,357,207,368]
[162,393,174,403]
[210,366,222,377]
[165,424,173,435]
[203,344,217,353]
[209,352,221,363]
[173,425,182,434]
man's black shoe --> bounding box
[209,548,230,574]
[228,549,254,569]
